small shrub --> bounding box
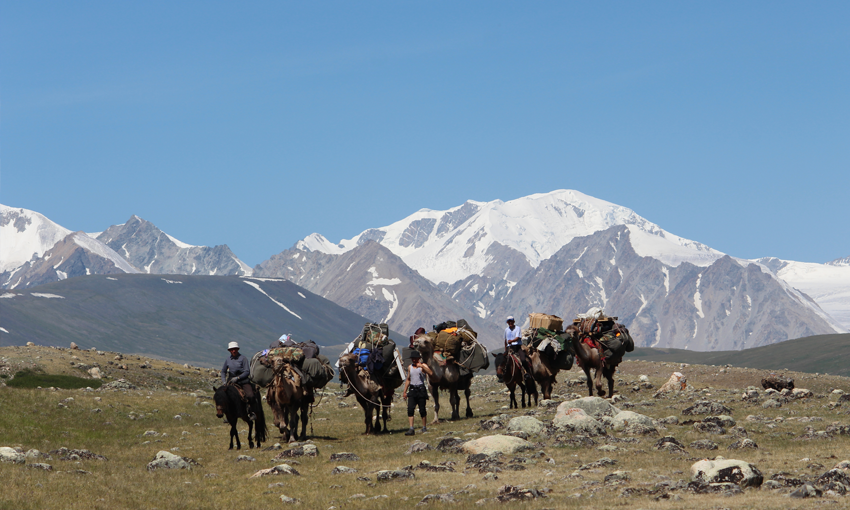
[6,368,102,389]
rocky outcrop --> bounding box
[691,458,763,488]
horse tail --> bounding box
[254,397,268,443]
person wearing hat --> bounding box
[504,316,532,382]
[220,341,257,421]
[402,350,433,435]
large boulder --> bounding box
[691,458,763,488]
[0,447,25,464]
[656,372,688,396]
[611,411,658,434]
[507,416,545,436]
[761,375,794,391]
[461,435,533,456]
[556,397,620,419]
[552,408,607,436]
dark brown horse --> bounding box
[213,384,267,450]
[493,351,537,408]
[266,361,312,443]
[565,324,618,398]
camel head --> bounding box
[338,353,358,370]
[412,335,433,357]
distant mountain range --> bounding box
[2,191,848,353]
[0,274,390,366]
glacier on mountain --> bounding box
[298,190,725,284]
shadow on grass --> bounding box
[5,368,102,390]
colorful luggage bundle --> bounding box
[572,308,634,362]
[426,319,488,374]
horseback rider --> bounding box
[220,341,257,421]
[504,316,532,382]
[402,350,433,436]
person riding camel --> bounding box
[220,341,257,421]
[402,350,433,436]
[504,316,532,382]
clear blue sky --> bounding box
[2,2,848,267]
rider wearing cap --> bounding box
[504,316,532,382]
[403,349,433,436]
[221,341,257,421]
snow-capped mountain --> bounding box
[0,205,72,273]
[1,205,252,289]
[1,232,139,288]
[272,190,846,350]
[755,257,850,330]
[490,226,842,350]
[255,241,503,345]
[97,216,252,276]
[300,190,725,285]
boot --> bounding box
[246,402,257,421]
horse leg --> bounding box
[465,383,473,418]
[595,365,606,397]
[232,420,241,450]
[288,405,299,443]
[583,366,594,397]
[520,382,527,408]
[508,384,517,409]
[247,418,255,449]
[530,382,538,407]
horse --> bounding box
[266,360,313,443]
[413,334,474,422]
[213,383,267,450]
[492,350,537,408]
[566,324,619,398]
[338,353,386,434]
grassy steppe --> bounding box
[2,345,850,509]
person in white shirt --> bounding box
[504,316,532,381]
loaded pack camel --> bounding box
[527,346,560,400]
[412,334,474,423]
[338,353,389,434]
[565,323,620,398]
[266,359,312,443]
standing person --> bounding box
[220,341,257,421]
[402,350,433,435]
[504,316,532,382]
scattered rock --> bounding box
[496,485,547,502]
[655,372,688,396]
[27,463,53,471]
[727,439,758,450]
[817,468,850,486]
[249,464,300,478]
[405,441,432,455]
[689,439,718,450]
[657,416,679,425]
[693,422,725,435]
[790,483,822,498]
[435,437,467,453]
[704,415,736,428]
[552,408,606,436]
[687,481,744,495]
[99,379,137,391]
[792,388,814,399]
[236,455,255,462]
[556,397,620,419]
[462,435,533,456]
[0,447,25,464]
[274,444,318,459]
[418,493,456,505]
[329,452,360,462]
[49,448,107,461]
[579,457,617,470]
[70,342,79,350]
[507,416,544,436]
[146,451,198,471]
[762,399,782,409]
[762,375,794,391]
[690,458,763,488]
[332,466,357,474]
[611,411,658,435]
[604,470,630,482]
[654,436,686,453]
[279,495,301,504]
[376,469,414,482]
[682,401,732,416]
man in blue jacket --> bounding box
[221,341,257,421]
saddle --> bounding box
[228,380,249,403]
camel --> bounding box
[412,334,473,423]
[338,353,387,435]
[493,350,536,408]
[527,336,569,400]
[266,360,313,443]
[565,324,619,398]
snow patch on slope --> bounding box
[243,281,302,319]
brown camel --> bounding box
[266,360,312,443]
[565,324,618,398]
[412,334,473,423]
[338,353,386,434]
[527,342,561,400]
